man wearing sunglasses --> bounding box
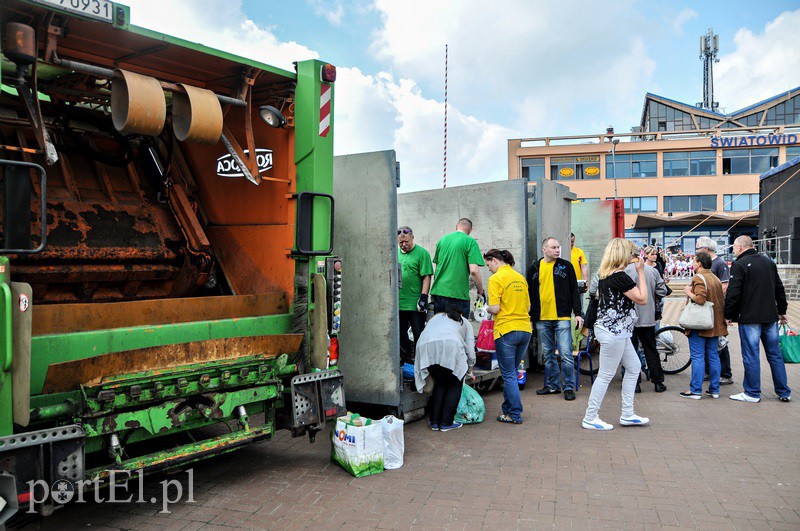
[398,226,433,363]
[430,218,486,318]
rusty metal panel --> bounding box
[42,334,302,393]
[32,293,288,336]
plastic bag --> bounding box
[381,415,404,469]
[331,414,384,477]
[475,319,495,352]
[779,324,800,363]
[454,384,485,424]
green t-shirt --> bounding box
[430,231,485,300]
[398,244,434,311]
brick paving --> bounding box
[28,301,800,530]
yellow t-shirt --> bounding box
[488,265,532,339]
[539,260,570,321]
[571,246,587,281]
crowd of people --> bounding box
[398,220,792,432]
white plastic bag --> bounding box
[331,414,384,477]
[381,415,404,470]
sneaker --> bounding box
[779,396,791,403]
[619,414,650,426]
[635,383,642,394]
[719,377,734,386]
[428,422,440,431]
[704,390,719,399]
[439,422,463,431]
[564,389,576,401]
[654,382,667,393]
[679,391,701,400]
[730,392,761,403]
[582,417,613,430]
[536,387,561,395]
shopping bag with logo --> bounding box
[454,384,485,424]
[381,415,404,470]
[779,324,800,364]
[475,318,495,352]
[331,414,384,477]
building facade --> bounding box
[508,87,800,252]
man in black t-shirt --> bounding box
[695,237,733,385]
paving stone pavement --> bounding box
[26,301,800,530]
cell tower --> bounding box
[698,28,720,111]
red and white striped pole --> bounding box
[443,44,448,189]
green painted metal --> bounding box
[29,313,292,394]
[294,60,334,258]
[0,280,11,435]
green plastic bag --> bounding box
[779,325,800,364]
[454,384,485,424]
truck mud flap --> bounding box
[0,425,85,496]
[291,369,345,431]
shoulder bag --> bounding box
[678,274,714,330]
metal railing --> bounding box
[717,235,793,264]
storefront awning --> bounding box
[631,212,759,229]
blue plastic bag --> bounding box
[402,363,415,379]
[454,385,485,424]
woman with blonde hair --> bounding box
[582,238,650,430]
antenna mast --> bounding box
[699,28,720,111]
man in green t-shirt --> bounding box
[430,218,485,317]
[398,226,433,363]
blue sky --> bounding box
[127,0,800,191]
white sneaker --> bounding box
[582,417,613,430]
[619,414,650,426]
[730,392,761,403]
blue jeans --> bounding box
[738,323,791,399]
[687,331,720,395]
[537,320,574,391]
[495,330,531,422]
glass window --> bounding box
[550,156,600,181]
[521,158,545,180]
[580,197,600,202]
[663,150,716,177]
[606,153,656,179]
[787,145,800,160]
[763,95,800,126]
[623,196,658,213]
[724,193,759,211]
[645,101,698,132]
[722,148,779,174]
[664,195,716,213]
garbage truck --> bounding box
[0,0,345,519]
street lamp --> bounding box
[611,138,620,199]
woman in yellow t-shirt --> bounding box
[484,249,532,424]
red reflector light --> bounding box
[321,63,336,83]
[18,491,31,503]
[329,337,339,364]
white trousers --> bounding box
[583,326,641,421]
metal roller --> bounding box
[172,83,223,144]
[111,69,166,135]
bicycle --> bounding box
[577,325,691,376]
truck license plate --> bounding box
[32,0,115,23]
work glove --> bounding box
[417,293,429,312]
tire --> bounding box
[656,325,692,374]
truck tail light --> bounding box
[321,63,336,83]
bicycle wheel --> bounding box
[656,325,691,374]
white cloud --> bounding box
[716,10,800,113]
[671,8,698,34]
[124,0,318,71]
[307,0,346,26]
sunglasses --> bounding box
[397,229,412,235]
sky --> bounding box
[123,0,800,192]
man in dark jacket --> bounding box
[528,237,583,401]
[724,235,791,403]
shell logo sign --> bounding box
[585,166,600,177]
[558,167,575,178]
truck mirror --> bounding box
[294,192,334,256]
[0,159,47,254]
